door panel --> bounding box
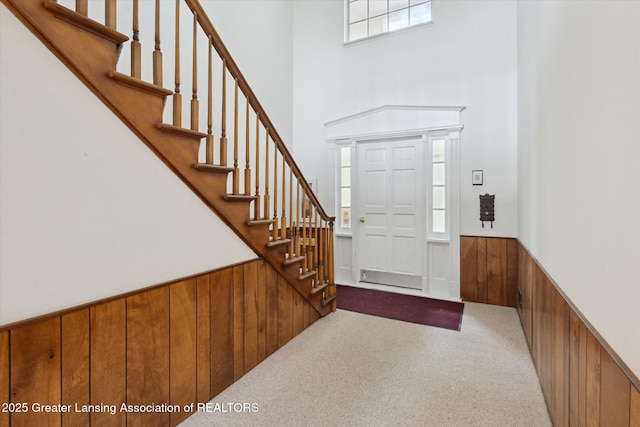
[357,139,425,289]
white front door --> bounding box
[356,138,425,289]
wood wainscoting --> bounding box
[517,243,640,427]
[460,236,518,307]
[0,259,321,427]
[462,236,640,425]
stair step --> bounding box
[283,255,305,266]
[247,219,276,227]
[299,269,317,281]
[194,163,234,174]
[43,0,129,44]
[224,194,257,203]
[266,238,291,248]
[310,281,329,295]
[157,123,207,141]
[108,71,172,98]
[322,294,337,307]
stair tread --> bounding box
[108,71,172,97]
[43,0,129,44]
[322,294,337,307]
[310,281,329,294]
[224,194,257,202]
[157,123,208,140]
[299,269,317,281]
[283,255,305,266]
[266,238,291,248]
[194,163,234,174]
[248,219,276,226]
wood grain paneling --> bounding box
[170,279,197,426]
[585,329,601,426]
[61,310,90,427]
[256,260,268,364]
[476,237,488,303]
[243,261,259,375]
[196,274,211,404]
[277,275,293,347]
[0,332,9,427]
[1,260,323,426]
[233,265,244,381]
[518,241,639,427]
[211,267,234,397]
[460,236,478,301]
[631,386,640,427]
[487,238,507,305]
[91,299,126,426]
[460,236,517,307]
[127,287,170,427]
[506,239,518,307]
[600,350,631,426]
[265,263,279,357]
[10,318,61,427]
[292,291,305,337]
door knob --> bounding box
[359,217,365,223]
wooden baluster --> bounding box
[244,100,251,196]
[232,79,239,194]
[205,37,213,164]
[263,129,270,221]
[105,0,116,29]
[131,0,141,79]
[329,221,336,311]
[153,0,163,86]
[301,189,307,273]
[280,159,287,241]
[320,219,326,283]
[190,12,199,131]
[254,115,260,220]
[173,0,181,127]
[318,218,323,284]
[311,205,317,280]
[288,167,294,256]
[220,60,227,166]
[76,0,87,16]
[271,149,279,241]
[314,206,319,283]
[324,220,330,282]
[296,181,301,259]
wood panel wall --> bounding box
[517,242,640,427]
[0,259,321,427]
[460,236,518,307]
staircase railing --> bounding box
[55,0,336,305]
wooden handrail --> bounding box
[183,0,334,223]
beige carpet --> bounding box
[181,302,551,426]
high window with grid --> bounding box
[346,0,432,43]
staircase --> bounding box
[3,0,336,316]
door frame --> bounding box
[325,105,464,301]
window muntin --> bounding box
[346,0,431,43]
[431,139,446,235]
[339,147,352,228]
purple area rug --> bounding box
[336,285,464,331]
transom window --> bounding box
[346,0,432,43]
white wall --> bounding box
[517,1,640,377]
[0,5,256,325]
[292,0,518,237]
[202,0,294,145]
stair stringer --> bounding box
[3,0,331,317]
